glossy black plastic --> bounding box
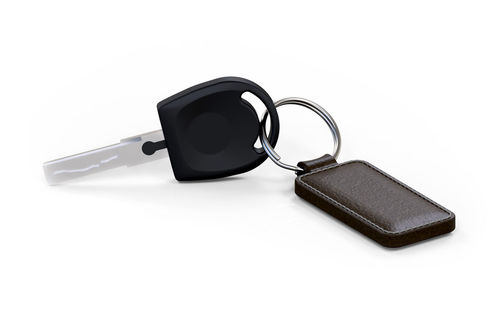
[157,77,280,180]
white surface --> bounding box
[1,1,499,312]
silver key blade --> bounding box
[43,130,167,185]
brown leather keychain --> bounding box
[260,98,455,248]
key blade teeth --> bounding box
[43,147,123,184]
[42,130,167,184]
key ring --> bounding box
[259,97,341,172]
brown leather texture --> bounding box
[295,159,455,248]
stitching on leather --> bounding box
[296,160,453,235]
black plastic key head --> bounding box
[157,77,280,180]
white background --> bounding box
[1,1,499,312]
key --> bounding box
[259,98,455,248]
[43,77,280,184]
[43,130,167,185]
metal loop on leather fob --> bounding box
[259,97,341,172]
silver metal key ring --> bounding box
[259,97,341,172]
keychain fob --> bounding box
[260,98,455,248]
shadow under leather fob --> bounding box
[157,77,280,181]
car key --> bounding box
[43,77,280,184]
[259,98,455,248]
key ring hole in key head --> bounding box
[259,97,341,172]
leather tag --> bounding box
[295,158,455,248]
